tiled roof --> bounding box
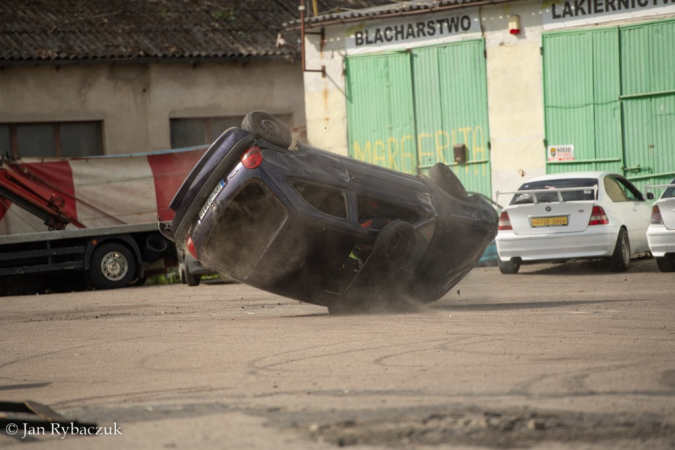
[0,0,393,64]
[285,0,486,29]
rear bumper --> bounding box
[647,225,675,257]
[496,227,617,261]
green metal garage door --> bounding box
[345,52,417,175]
[543,19,675,192]
[346,40,491,196]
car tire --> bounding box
[371,220,416,271]
[185,265,201,286]
[609,228,630,272]
[88,242,136,289]
[241,111,292,149]
[498,257,520,274]
[655,255,675,272]
[428,163,468,199]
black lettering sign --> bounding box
[406,24,415,39]
[384,27,393,42]
[574,0,587,15]
[355,31,364,46]
[605,0,617,11]
[427,20,436,36]
[594,0,604,13]
[416,22,426,37]
[436,18,447,33]
[552,3,562,17]
[562,2,574,17]
[374,28,384,43]
[365,30,374,45]
[394,25,404,40]
[461,15,471,30]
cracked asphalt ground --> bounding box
[1,259,674,449]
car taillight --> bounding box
[651,205,663,225]
[186,236,198,259]
[498,211,512,231]
[588,205,609,226]
[241,146,263,169]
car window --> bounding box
[510,178,598,205]
[290,179,347,219]
[604,176,627,202]
[663,178,675,199]
[357,194,420,229]
[614,176,643,201]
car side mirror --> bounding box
[646,192,655,200]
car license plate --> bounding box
[531,216,568,227]
[199,180,226,220]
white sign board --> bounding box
[542,0,675,29]
[548,145,575,162]
[345,9,481,55]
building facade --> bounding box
[293,0,675,198]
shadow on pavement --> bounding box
[431,298,635,313]
[517,258,657,276]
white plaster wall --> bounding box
[0,61,306,155]
[482,1,547,199]
[303,26,350,155]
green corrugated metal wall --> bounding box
[346,53,417,174]
[620,20,675,195]
[412,41,491,195]
[543,19,675,194]
[542,28,622,175]
[346,40,491,196]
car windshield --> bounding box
[663,178,675,199]
[510,178,598,205]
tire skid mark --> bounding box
[507,362,642,396]
[247,336,480,376]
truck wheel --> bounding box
[89,242,136,289]
[428,163,468,199]
[655,255,675,272]
[241,111,292,149]
[609,229,630,272]
[371,220,416,271]
[498,257,521,274]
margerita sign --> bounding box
[542,0,675,29]
[345,9,480,55]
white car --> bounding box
[495,172,651,274]
[646,179,675,272]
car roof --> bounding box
[520,171,614,184]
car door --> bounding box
[607,175,651,252]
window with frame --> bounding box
[290,179,347,219]
[614,176,643,201]
[0,122,103,158]
[170,115,292,148]
[357,194,419,229]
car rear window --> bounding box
[511,178,598,205]
[202,182,285,271]
[290,179,347,219]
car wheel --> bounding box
[88,242,136,289]
[241,111,292,149]
[498,257,520,274]
[609,228,630,272]
[428,163,468,199]
[655,255,675,272]
[185,265,201,286]
[371,220,416,270]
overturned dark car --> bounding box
[160,112,498,313]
